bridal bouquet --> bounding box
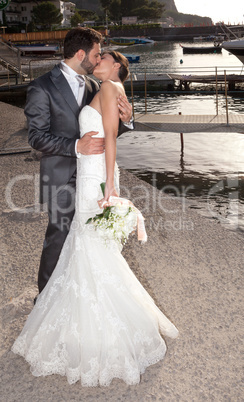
[86,183,147,246]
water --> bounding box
[117,130,244,234]
[3,41,244,233]
[116,42,244,234]
[124,41,244,115]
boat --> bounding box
[122,54,140,63]
[110,38,135,46]
[221,38,244,64]
[125,37,154,45]
[110,37,154,46]
[180,44,222,54]
[16,44,59,55]
[193,35,225,42]
[124,72,174,90]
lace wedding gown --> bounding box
[12,106,178,386]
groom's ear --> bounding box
[76,49,86,62]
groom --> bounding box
[25,28,133,295]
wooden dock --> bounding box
[134,113,244,133]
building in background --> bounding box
[3,0,75,29]
[60,1,75,27]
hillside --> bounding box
[73,0,178,14]
[158,0,177,13]
[71,1,211,25]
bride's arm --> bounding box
[100,81,120,202]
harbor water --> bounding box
[5,41,244,234]
[116,41,244,234]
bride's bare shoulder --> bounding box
[100,80,124,95]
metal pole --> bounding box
[224,70,229,125]
[130,73,134,118]
[29,59,33,81]
[144,69,147,114]
[17,49,22,85]
[215,66,218,115]
[180,133,184,152]
[7,64,10,88]
[179,112,184,152]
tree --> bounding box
[70,10,82,27]
[109,0,121,20]
[78,9,99,22]
[100,0,164,21]
[32,1,62,30]
[131,1,165,21]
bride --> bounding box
[12,51,178,386]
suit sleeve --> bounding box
[25,81,77,157]
[117,118,135,137]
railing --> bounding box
[0,39,26,85]
[27,58,62,80]
[128,65,244,123]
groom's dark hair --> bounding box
[64,27,102,59]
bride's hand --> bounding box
[98,184,118,208]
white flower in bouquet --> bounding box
[86,184,142,247]
[111,203,130,217]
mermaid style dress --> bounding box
[12,106,178,386]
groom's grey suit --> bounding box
[26,64,129,293]
[26,64,98,205]
[25,64,99,293]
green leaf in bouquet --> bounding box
[94,213,104,220]
[100,182,106,196]
[104,207,111,219]
[86,217,93,224]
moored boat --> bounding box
[110,38,135,46]
[122,54,140,63]
[180,44,222,54]
[222,38,244,64]
[110,37,154,46]
[125,37,154,44]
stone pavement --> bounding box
[0,102,243,401]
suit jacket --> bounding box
[25,64,129,204]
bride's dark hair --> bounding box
[103,51,129,83]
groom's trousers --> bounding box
[38,172,76,293]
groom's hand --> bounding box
[118,95,133,123]
[77,132,105,155]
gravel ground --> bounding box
[0,102,243,401]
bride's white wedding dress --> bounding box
[12,106,178,386]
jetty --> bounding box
[134,113,244,133]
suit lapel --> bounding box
[50,64,80,117]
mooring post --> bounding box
[130,74,135,118]
[224,70,229,125]
[179,112,184,152]
[144,69,147,114]
[215,66,218,115]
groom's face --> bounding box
[81,43,101,74]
